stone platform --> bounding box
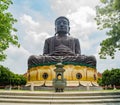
[23,85,103,91]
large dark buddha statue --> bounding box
[28,16,96,69]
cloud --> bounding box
[68,7,96,34]
[95,45,120,73]
[20,14,40,31]
[1,46,30,74]
[65,6,97,52]
[20,14,51,54]
[49,0,100,16]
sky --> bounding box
[1,0,120,74]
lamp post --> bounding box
[53,62,66,92]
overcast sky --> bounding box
[1,0,120,74]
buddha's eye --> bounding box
[56,19,68,25]
[57,21,61,24]
[63,21,67,24]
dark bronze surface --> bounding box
[28,16,96,68]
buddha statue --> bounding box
[28,16,96,69]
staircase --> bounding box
[0,91,120,105]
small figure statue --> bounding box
[28,16,96,69]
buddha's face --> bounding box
[55,17,70,34]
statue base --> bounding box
[26,64,98,87]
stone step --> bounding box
[0,95,120,100]
[0,91,120,96]
[0,91,120,104]
[1,103,120,105]
[0,98,120,104]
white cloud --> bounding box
[20,14,51,54]
[68,6,96,33]
[49,0,100,15]
[95,45,120,73]
[20,14,40,31]
[66,6,97,50]
[24,31,50,54]
[1,46,30,74]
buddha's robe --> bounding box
[28,36,96,68]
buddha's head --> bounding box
[55,16,70,35]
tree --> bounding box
[102,69,111,86]
[0,65,14,86]
[0,0,20,61]
[110,68,120,86]
[98,68,120,88]
[95,0,120,59]
[97,78,104,86]
[12,74,27,87]
[0,65,27,88]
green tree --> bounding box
[102,69,111,86]
[0,0,20,61]
[95,0,120,59]
[0,65,14,86]
[97,78,104,86]
[19,75,27,86]
[110,68,120,86]
[12,74,26,87]
[99,68,120,88]
[0,65,27,88]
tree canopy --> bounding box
[0,65,14,86]
[0,0,20,61]
[98,68,120,88]
[95,0,120,59]
[0,65,27,87]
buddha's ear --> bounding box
[69,27,70,31]
[55,28,57,35]
[68,27,70,35]
[55,28,57,32]
[68,27,70,32]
